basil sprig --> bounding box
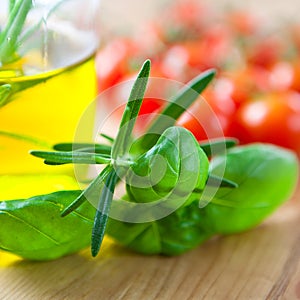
[0,60,297,260]
[106,143,298,255]
[29,60,222,258]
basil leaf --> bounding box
[0,190,95,260]
[202,144,299,234]
[126,126,209,206]
[107,144,298,256]
[106,201,213,255]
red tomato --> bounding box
[229,92,300,154]
[177,88,236,141]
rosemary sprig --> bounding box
[31,60,152,256]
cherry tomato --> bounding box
[229,92,300,154]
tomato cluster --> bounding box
[96,0,300,155]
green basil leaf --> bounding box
[0,190,95,261]
[126,126,209,206]
[202,144,299,234]
[107,143,297,256]
[106,201,213,255]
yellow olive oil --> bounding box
[0,55,96,177]
[0,51,97,209]
[0,53,97,261]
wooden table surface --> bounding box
[0,185,299,300]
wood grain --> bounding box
[0,186,299,300]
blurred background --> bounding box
[96,0,300,155]
[99,0,300,34]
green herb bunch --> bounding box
[0,60,298,260]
